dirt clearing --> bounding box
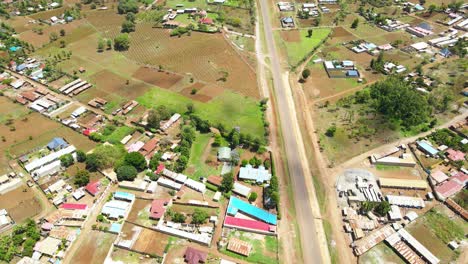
[280,30,301,42]
[132,67,183,89]
[0,185,42,222]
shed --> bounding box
[47,137,68,151]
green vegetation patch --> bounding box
[423,209,465,243]
[137,89,264,137]
[278,28,331,67]
[221,231,278,264]
[185,132,220,179]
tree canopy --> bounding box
[117,0,139,14]
[74,169,90,187]
[369,76,431,127]
[116,165,138,181]
[123,152,147,171]
[114,33,130,51]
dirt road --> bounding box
[256,0,331,263]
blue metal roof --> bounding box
[227,196,277,225]
[47,137,68,150]
[114,191,135,201]
[347,70,359,77]
[109,223,122,233]
[417,141,438,156]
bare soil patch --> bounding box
[180,84,212,102]
[132,67,183,89]
[280,30,301,42]
[0,184,42,222]
[87,70,152,100]
[331,26,353,38]
[19,20,85,47]
[132,228,170,257]
[69,231,116,264]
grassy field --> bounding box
[221,231,278,264]
[277,28,331,67]
[185,132,220,179]
[137,89,265,137]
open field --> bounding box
[19,20,86,47]
[132,228,171,257]
[68,231,116,264]
[137,89,265,137]
[277,28,331,67]
[124,24,259,98]
[185,132,220,179]
[0,184,42,223]
[110,248,160,264]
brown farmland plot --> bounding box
[124,24,259,98]
[0,185,42,222]
[132,67,183,89]
[280,30,301,42]
[68,231,116,264]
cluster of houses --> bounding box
[58,78,92,97]
[162,7,215,28]
[323,60,360,78]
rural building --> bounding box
[184,247,207,264]
[280,17,294,28]
[161,113,181,131]
[31,160,61,179]
[232,182,251,197]
[0,209,13,230]
[157,177,182,190]
[379,178,428,190]
[238,165,272,183]
[278,2,294,12]
[213,191,222,202]
[406,26,433,37]
[207,175,222,187]
[72,187,84,200]
[114,191,135,202]
[119,179,149,191]
[162,168,188,183]
[24,146,76,172]
[61,203,88,211]
[101,200,132,220]
[416,140,438,156]
[227,196,277,225]
[217,147,231,161]
[126,141,144,153]
[139,137,159,157]
[185,179,207,193]
[47,137,68,151]
[387,205,402,221]
[410,42,430,52]
[10,79,25,89]
[446,148,465,161]
[446,198,468,221]
[374,154,415,167]
[85,181,100,196]
[435,173,468,199]
[439,48,452,58]
[71,106,87,118]
[150,199,171,220]
[394,229,440,264]
[430,170,449,184]
[227,237,252,256]
[33,236,61,257]
[353,225,395,255]
[386,195,425,208]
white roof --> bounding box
[233,182,251,197]
[71,106,87,117]
[157,177,182,190]
[411,42,429,50]
[48,179,66,193]
[31,160,61,178]
[405,211,418,221]
[213,191,222,201]
[388,205,402,220]
[185,179,206,193]
[386,195,425,208]
[120,135,132,144]
[25,145,76,172]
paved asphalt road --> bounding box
[256,1,325,263]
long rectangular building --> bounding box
[24,145,76,172]
[378,178,428,190]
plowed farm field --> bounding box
[124,24,259,98]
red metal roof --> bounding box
[207,175,222,187]
[435,179,463,198]
[83,128,97,136]
[150,199,169,219]
[446,149,465,161]
[224,216,272,232]
[85,181,100,196]
[155,164,165,174]
[61,203,88,210]
[199,17,213,25]
[184,247,207,264]
[140,137,159,153]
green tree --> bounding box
[121,20,135,33]
[351,18,359,29]
[147,109,161,129]
[60,153,74,167]
[114,33,130,51]
[74,169,90,187]
[191,209,209,225]
[126,12,136,23]
[172,212,186,223]
[249,192,258,202]
[325,125,337,137]
[307,29,313,38]
[106,39,112,50]
[375,201,391,216]
[60,29,65,36]
[117,0,139,14]
[49,32,58,42]
[116,165,138,181]
[369,76,431,127]
[302,68,311,80]
[220,172,234,193]
[97,38,104,52]
[124,152,147,171]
